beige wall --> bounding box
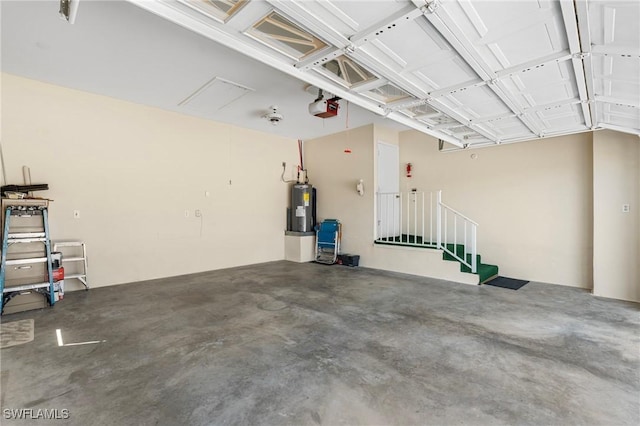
[1,74,299,289]
[399,131,594,288]
[374,125,400,147]
[593,130,640,302]
[5,74,634,299]
[305,124,478,285]
[307,124,375,254]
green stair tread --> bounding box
[443,252,482,264]
[461,263,499,283]
[442,249,497,282]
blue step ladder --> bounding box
[0,206,55,314]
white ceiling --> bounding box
[1,0,406,140]
[2,0,639,147]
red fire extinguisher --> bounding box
[406,163,412,178]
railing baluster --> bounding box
[472,225,477,273]
[378,194,381,241]
[392,193,396,241]
[444,209,448,252]
[454,215,457,258]
[464,221,467,264]
[430,192,434,246]
[406,192,410,243]
[379,193,382,241]
[413,192,418,244]
[399,192,403,243]
[386,194,390,241]
[436,191,442,248]
[421,192,425,246]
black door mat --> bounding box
[484,276,529,290]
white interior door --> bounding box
[377,142,400,239]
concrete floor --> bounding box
[1,261,638,425]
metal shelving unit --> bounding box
[53,241,89,290]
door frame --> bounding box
[375,140,400,240]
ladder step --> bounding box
[8,232,45,238]
[3,282,51,293]
[5,257,48,266]
[7,238,47,243]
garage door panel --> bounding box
[593,56,640,102]
[271,0,412,42]
[325,1,410,37]
[413,56,479,92]
[441,0,568,71]
[359,40,407,73]
[535,103,586,132]
[372,19,445,61]
[443,85,512,119]
[484,117,535,139]
[500,60,578,109]
[589,1,640,51]
[598,102,640,129]
[363,19,478,92]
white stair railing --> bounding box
[376,190,478,273]
[377,191,437,247]
[436,191,477,273]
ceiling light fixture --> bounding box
[263,105,283,126]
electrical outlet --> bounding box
[622,204,630,213]
[282,161,286,168]
[195,209,201,217]
[73,210,80,219]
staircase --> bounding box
[376,190,498,284]
[375,237,499,284]
[441,243,498,283]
